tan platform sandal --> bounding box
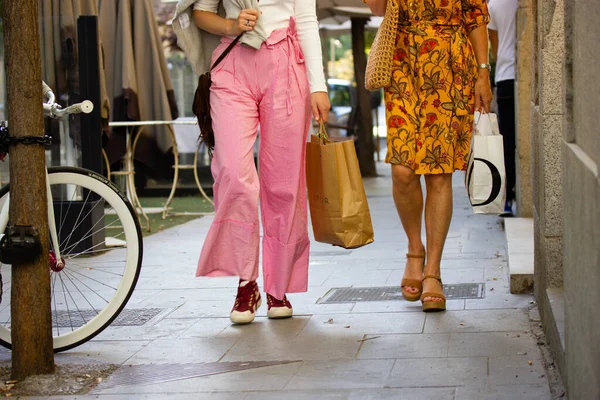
[401,253,425,302]
[420,275,447,312]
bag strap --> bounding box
[211,1,260,71]
[211,33,243,71]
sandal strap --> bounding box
[401,278,423,289]
[422,274,442,283]
[406,253,426,259]
[420,291,447,302]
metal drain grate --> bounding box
[318,283,485,304]
[92,361,300,391]
[52,308,163,328]
[444,283,485,299]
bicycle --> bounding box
[0,82,143,352]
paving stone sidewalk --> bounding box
[16,163,552,399]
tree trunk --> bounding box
[351,17,377,177]
[3,0,55,380]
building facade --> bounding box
[517,0,600,398]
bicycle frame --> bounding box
[0,81,92,269]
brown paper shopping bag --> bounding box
[306,124,374,249]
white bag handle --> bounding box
[473,111,498,137]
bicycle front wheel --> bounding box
[0,167,143,352]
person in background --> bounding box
[364,0,492,312]
[488,0,518,216]
[179,0,330,324]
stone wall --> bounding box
[520,0,567,386]
[515,0,533,218]
[562,0,600,397]
[529,2,566,380]
[521,0,600,397]
[532,0,564,294]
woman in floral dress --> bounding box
[364,0,492,311]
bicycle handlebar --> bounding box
[42,81,94,119]
[42,81,55,105]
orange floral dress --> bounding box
[384,0,489,174]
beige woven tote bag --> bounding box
[365,0,400,91]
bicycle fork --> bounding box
[0,170,63,269]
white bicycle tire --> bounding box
[0,167,143,352]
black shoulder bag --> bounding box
[192,33,243,154]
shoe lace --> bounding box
[267,294,290,308]
[235,282,256,309]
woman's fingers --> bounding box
[319,104,329,123]
[237,9,259,32]
[312,103,321,122]
[311,92,331,123]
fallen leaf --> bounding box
[528,361,533,365]
[357,336,381,343]
[459,322,465,326]
[325,318,334,324]
[344,326,351,329]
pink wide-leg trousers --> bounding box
[196,20,312,300]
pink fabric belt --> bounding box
[221,17,305,115]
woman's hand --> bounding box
[474,71,493,113]
[311,92,330,124]
[228,9,259,36]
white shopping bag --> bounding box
[465,112,506,214]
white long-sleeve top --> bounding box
[193,0,327,93]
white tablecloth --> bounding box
[173,117,200,154]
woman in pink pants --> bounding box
[192,0,330,324]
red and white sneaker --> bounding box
[230,280,261,324]
[266,294,293,319]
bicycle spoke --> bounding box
[59,271,89,331]
[59,189,93,250]
[62,213,122,257]
[57,184,79,243]
[61,204,115,255]
[61,269,110,303]
[0,300,11,325]
[66,261,123,277]
[66,268,118,291]
[65,245,124,259]
[62,270,99,321]
[66,259,126,266]
[66,231,126,260]
[58,273,74,332]
[52,271,59,337]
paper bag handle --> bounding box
[317,122,330,143]
[474,110,493,125]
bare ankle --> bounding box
[408,243,425,255]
